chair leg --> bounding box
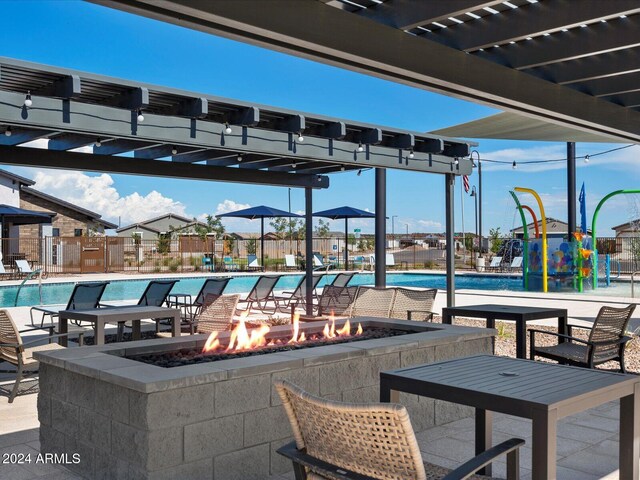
[619,346,627,374]
[292,462,307,480]
[116,322,125,342]
[9,364,23,403]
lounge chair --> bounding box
[167,277,230,321]
[329,272,355,288]
[0,262,12,280]
[274,274,325,312]
[247,254,263,271]
[158,293,240,336]
[236,275,281,314]
[275,380,524,480]
[223,256,238,271]
[508,256,523,271]
[530,304,636,372]
[15,259,33,277]
[30,281,110,328]
[284,254,298,271]
[386,253,396,268]
[347,286,396,318]
[0,309,75,403]
[111,280,178,339]
[390,287,437,321]
[312,254,332,271]
[488,256,503,271]
[317,285,358,316]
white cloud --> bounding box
[30,169,187,226]
[417,220,442,229]
[214,199,251,215]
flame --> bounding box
[203,332,220,352]
[288,313,300,344]
[336,319,351,336]
[299,331,306,342]
[356,323,363,335]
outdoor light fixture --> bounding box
[224,122,232,134]
[512,160,517,169]
[171,146,178,155]
[584,154,590,164]
[136,109,145,122]
[291,162,297,169]
[357,142,364,152]
[357,169,362,176]
[24,91,32,108]
[237,155,243,162]
[340,166,345,171]
[4,127,11,137]
[296,132,304,143]
[454,157,459,165]
[408,149,415,159]
[94,138,102,147]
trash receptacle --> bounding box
[476,256,485,272]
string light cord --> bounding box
[478,144,637,165]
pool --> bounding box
[0,272,628,308]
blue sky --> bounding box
[1,1,638,236]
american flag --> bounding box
[462,175,470,193]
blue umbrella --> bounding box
[217,205,302,268]
[0,204,55,226]
[313,206,375,269]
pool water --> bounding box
[0,273,627,308]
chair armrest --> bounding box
[277,441,377,480]
[30,306,56,314]
[18,326,55,334]
[529,329,592,346]
[407,310,435,321]
[442,438,525,480]
[0,342,20,349]
[21,332,76,347]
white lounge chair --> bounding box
[284,254,298,270]
[247,254,262,271]
[509,256,523,271]
[385,253,395,268]
[488,256,503,271]
[15,260,33,277]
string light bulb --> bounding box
[512,160,517,169]
[237,155,243,162]
[24,91,32,108]
[584,154,590,164]
[454,157,459,165]
[340,166,345,171]
[224,123,232,134]
[94,138,101,147]
[408,149,414,159]
[4,127,11,137]
[171,146,178,155]
[291,162,297,169]
[296,132,304,143]
[136,109,144,122]
[357,142,364,152]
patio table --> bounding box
[441,304,568,359]
[380,355,640,480]
[58,305,181,346]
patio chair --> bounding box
[530,304,636,372]
[15,259,33,277]
[317,285,358,316]
[112,279,178,339]
[274,274,325,312]
[390,288,437,321]
[30,281,110,328]
[247,254,263,271]
[223,256,238,272]
[236,275,281,314]
[488,256,502,271]
[0,309,76,403]
[386,253,396,268]
[313,254,332,272]
[167,277,230,321]
[347,286,396,318]
[329,272,355,288]
[158,293,240,336]
[285,254,299,271]
[276,380,524,480]
[0,262,13,280]
[508,256,523,271]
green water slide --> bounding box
[509,191,529,290]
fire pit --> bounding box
[35,318,494,480]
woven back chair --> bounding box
[0,309,67,403]
[317,285,358,316]
[390,288,437,321]
[348,287,396,318]
[530,304,636,372]
[275,380,524,480]
[195,294,240,334]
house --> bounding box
[510,218,591,239]
[612,219,640,238]
[116,213,206,240]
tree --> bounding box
[194,215,225,242]
[246,238,257,255]
[156,233,171,254]
[270,217,289,240]
[315,219,331,238]
[489,228,504,255]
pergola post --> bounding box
[445,173,456,307]
[375,168,386,288]
[305,187,314,316]
[567,142,576,235]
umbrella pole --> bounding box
[261,218,265,271]
[344,218,348,270]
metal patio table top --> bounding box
[380,355,640,480]
[442,304,569,359]
[57,305,181,346]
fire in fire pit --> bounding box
[129,315,414,368]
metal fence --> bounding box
[2,236,455,274]
[596,236,640,274]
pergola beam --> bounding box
[574,72,640,97]
[229,106,260,126]
[32,75,82,98]
[426,1,640,51]
[0,127,53,146]
[88,0,640,142]
[0,145,329,189]
[94,138,160,155]
[48,133,97,151]
[103,86,149,109]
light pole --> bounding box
[391,215,398,250]
[471,150,482,256]
[288,188,293,254]
[405,224,409,237]
[470,186,478,268]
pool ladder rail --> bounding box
[13,269,43,307]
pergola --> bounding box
[87,0,640,306]
[0,56,472,313]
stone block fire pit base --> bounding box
[35,318,493,480]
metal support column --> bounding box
[305,187,314,316]
[375,168,386,288]
[445,174,456,307]
[567,142,576,235]
[478,158,483,254]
